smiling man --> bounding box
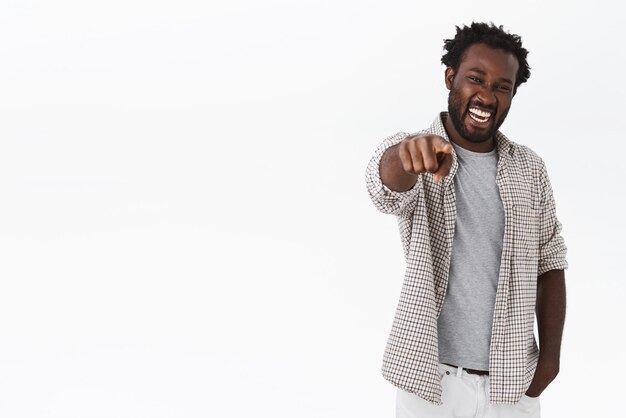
[365,23,567,418]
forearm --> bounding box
[536,269,566,362]
[380,144,418,192]
[526,269,566,396]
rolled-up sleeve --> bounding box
[365,131,423,217]
[537,160,568,276]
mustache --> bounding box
[468,101,496,113]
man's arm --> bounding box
[525,268,566,397]
[365,133,453,216]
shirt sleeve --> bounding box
[537,159,568,275]
[365,131,422,217]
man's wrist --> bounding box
[525,358,560,397]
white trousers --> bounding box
[396,363,540,418]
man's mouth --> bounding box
[467,107,493,124]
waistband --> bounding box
[440,363,489,377]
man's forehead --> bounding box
[458,43,519,76]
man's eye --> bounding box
[498,85,512,92]
[468,76,481,83]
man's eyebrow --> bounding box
[467,68,514,85]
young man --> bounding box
[365,23,568,417]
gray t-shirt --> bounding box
[437,141,505,371]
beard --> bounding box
[447,87,509,143]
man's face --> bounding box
[445,43,519,143]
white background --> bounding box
[0,0,623,417]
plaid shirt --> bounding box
[365,112,568,405]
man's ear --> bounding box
[444,67,455,90]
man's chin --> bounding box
[461,124,494,143]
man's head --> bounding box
[441,23,530,145]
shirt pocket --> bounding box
[511,204,540,261]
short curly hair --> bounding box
[441,22,531,92]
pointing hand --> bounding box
[397,135,454,183]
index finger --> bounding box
[433,152,453,184]
[431,136,453,154]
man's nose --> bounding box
[476,85,497,107]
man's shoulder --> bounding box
[498,133,546,169]
[514,142,544,164]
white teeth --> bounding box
[469,113,488,123]
[469,107,492,119]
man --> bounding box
[365,23,567,417]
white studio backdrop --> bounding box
[0,0,623,417]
